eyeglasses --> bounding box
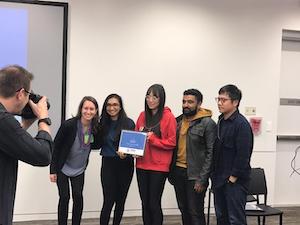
[106,103,120,108]
[16,88,34,98]
[146,95,159,101]
[215,97,231,104]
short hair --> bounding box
[0,65,34,98]
[183,88,203,104]
[219,84,242,106]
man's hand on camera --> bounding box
[29,96,51,134]
[29,96,49,119]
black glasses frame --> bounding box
[16,88,34,98]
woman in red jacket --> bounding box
[135,84,177,225]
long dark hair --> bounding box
[75,96,100,133]
[99,94,129,141]
[144,84,165,137]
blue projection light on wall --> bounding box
[0,7,28,68]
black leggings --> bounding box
[100,157,134,225]
[57,172,85,225]
[136,168,168,225]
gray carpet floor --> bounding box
[13,207,300,225]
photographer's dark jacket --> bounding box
[50,117,101,175]
[0,103,53,225]
[169,109,217,187]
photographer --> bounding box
[0,65,53,225]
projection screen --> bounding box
[0,0,68,135]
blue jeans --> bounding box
[213,182,247,225]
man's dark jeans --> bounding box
[173,166,207,225]
[213,182,247,225]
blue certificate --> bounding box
[118,130,147,156]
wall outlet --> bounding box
[245,107,256,115]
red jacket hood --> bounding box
[163,106,172,113]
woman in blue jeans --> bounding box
[98,94,135,225]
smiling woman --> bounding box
[50,96,101,225]
[98,93,135,225]
[135,84,177,225]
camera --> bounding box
[20,92,50,119]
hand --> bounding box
[194,181,205,193]
[50,174,57,183]
[29,96,50,133]
[147,131,153,141]
[28,96,49,120]
[228,175,238,184]
[117,151,127,159]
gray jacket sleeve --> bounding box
[198,118,217,186]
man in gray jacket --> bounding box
[0,65,53,225]
[169,89,217,225]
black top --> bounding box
[212,110,253,189]
[0,103,53,225]
[100,118,135,157]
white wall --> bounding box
[275,141,300,206]
[275,38,300,206]
[13,0,300,221]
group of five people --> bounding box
[0,65,253,225]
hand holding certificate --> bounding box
[116,151,127,159]
[118,130,147,156]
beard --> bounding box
[183,107,197,117]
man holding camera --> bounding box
[0,65,53,225]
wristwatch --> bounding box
[38,117,52,126]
